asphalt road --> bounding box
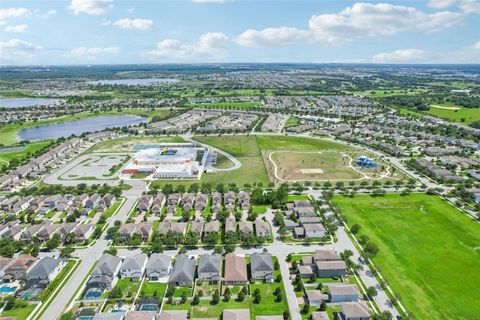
[39,181,146,320]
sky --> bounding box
[0,0,479,65]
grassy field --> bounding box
[426,104,480,124]
[357,89,425,97]
[332,193,480,320]
[284,117,300,128]
[270,151,361,181]
[0,141,52,170]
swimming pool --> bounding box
[84,289,102,299]
[0,286,17,293]
[139,304,158,311]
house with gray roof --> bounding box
[251,252,274,282]
[198,254,221,284]
[169,254,196,286]
[146,253,171,281]
[26,257,66,287]
[92,312,125,320]
[87,253,122,290]
[120,253,148,281]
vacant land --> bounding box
[426,104,480,124]
[332,193,480,320]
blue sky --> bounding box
[0,0,479,65]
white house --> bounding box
[120,253,148,281]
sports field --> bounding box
[332,193,480,320]
[0,141,52,170]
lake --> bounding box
[18,115,147,141]
[0,98,60,108]
[86,78,179,85]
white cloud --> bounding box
[235,27,311,47]
[473,41,480,50]
[69,46,120,58]
[4,24,28,33]
[0,38,41,65]
[68,0,113,15]
[141,32,229,61]
[38,9,57,18]
[373,49,427,63]
[112,18,153,30]
[428,0,480,13]
[236,2,465,47]
[308,3,464,44]
[0,7,31,24]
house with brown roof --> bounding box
[225,218,237,233]
[224,253,248,285]
[4,254,38,280]
[223,309,250,320]
[339,301,371,320]
[255,220,270,239]
[203,220,220,234]
[74,224,95,243]
[239,221,253,234]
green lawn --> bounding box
[114,278,141,298]
[250,282,289,318]
[284,117,300,128]
[332,193,480,320]
[163,299,250,319]
[426,104,480,124]
[0,303,36,320]
[140,281,167,298]
[256,135,346,151]
[287,194,310,201]
[0,141,52,170]
[195,135,261,157]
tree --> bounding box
[253,288,261,303]
[184,231,198,246]
[320,301,327,311]
[60,246,75,258]
[109,286,122,299]
[367,286,378,298]
[283,310,290,320]
[46,233,61,250]
[302,302,310,314]
[350,223,361,234]
[237,289,245,302]
[211,289,220,305]
[203,232,219,245]
[364,241,380,259]
[181,291,188,304]
[192,294,200,305]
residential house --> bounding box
[73,194,89,207]
[125,311,156,320]
[250,252,274,282]
[36,223,59,242]
[339,302,371,320]
[304,224,326,238]
[169,254,196,287]
[311,312,330,320]
[120,253,148,281]
[0,257,13,278]
[26,257,66,287]
[86,193,102,208]
[305,290,329,307]
[44,194,62,208]
[92,313,125,320]
[315,260,347,278]
[87,253,122,290]
[223,309,250,320]
[328,285,360,303]
[190,219,204,238]
[102,194,116,207]
[239,221,253,234]
[159,310,187,320]
[225,218,237,233]
[74,224,95,243]
[255,220,270,239]
[4,254,38,280]
[198,254,222,284]
[146,253,171,281]
[224,253,248,285]
[203,220,220,234]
